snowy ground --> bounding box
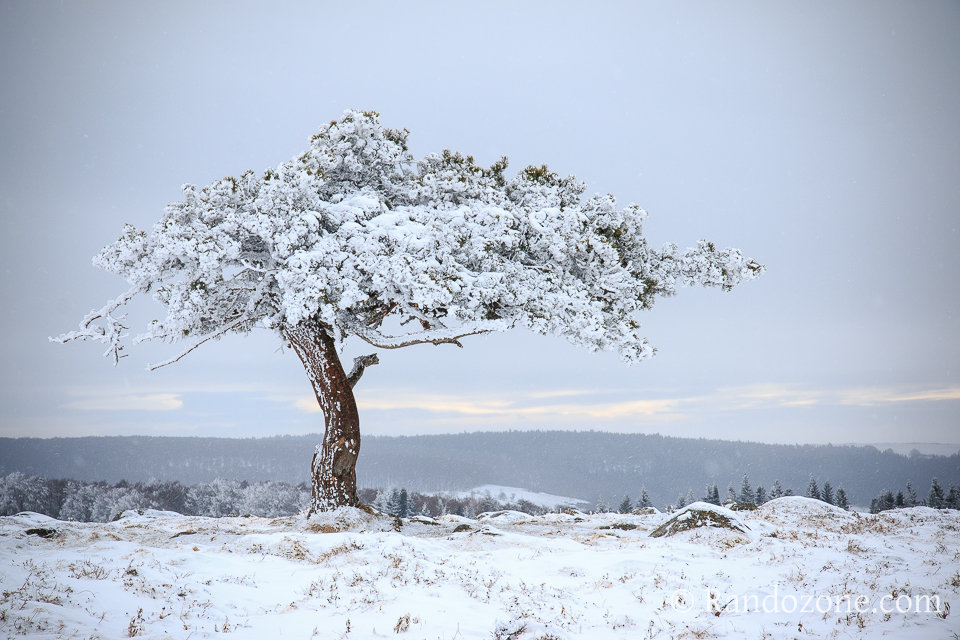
[1,498,957,639]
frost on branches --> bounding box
[54,110,763,513]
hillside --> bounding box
[2,431,958,508]
[1,498,957,638]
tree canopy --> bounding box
[56,109,763,367]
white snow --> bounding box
[2,499,957,639]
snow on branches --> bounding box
[54,109,763,366]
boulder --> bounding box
[649,502,749,538]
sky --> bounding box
[1,1,958,448]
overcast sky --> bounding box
[1,1,958,448]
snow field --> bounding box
[1,498,958,639]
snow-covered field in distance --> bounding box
[441,484,589,510]
[2,498,958,639]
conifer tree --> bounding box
[945,485,959,509]
[806,476,821,501]
[54,110,763,513]
[619,495,633,514]
[755,485,767,505]
[835,487,849,510]
[739,474,754,504]
[905,481,919,507]
[638,488,652,509]
[928,478,945,508]
[770,480,784,500]
[821,481,834,505]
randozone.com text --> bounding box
[669,585,949,616]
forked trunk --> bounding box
[283,319,360,513]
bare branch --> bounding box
[146,315,262,371]
[346,353,380,388]
[348,318,510,350]
[49,287,141,365]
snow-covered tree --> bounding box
[806,476,821,501]
[754,485,767,505]
[821,481,834,506]
[54,110,763,513]
[618,495,633,513]
[946,485,960,510]
[835,486,849,510]
[638,487,652,509]
[928,478,945,509]
[770,480,784,500]
[905,481,919,507]
[738,474,754,504]
[703,484,720,505]
[0,472,50,516]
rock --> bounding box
[649,502,749,538]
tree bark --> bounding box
[283,319,361,514]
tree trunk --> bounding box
[283,319,360,514]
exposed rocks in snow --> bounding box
[649,501,749,538]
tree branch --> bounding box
[145,315,262,371]
[346,353,380,388]
[347,317,511,350]
[49,287,140,365]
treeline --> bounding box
[0,474,554,522]
[610,475,960,513]
[610,475,851,512]
[868,478,960,514]
[0,473,309,521]
[359,488,555,519]
[4,433,958,508]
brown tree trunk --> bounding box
[282,319,360,514]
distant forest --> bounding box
[1,431,957,509]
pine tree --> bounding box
[881,490,895,511]
[928,478,945,508]
[703,484,720,506]
[945,485,960,509]
[835,487,849,510]
[739,474,754,504]
[397,488,409,518]
[806,476,821,501]
[821,481,834,505]
[618,495,633,514]
[905,481,918,507]
[638,488,652,509]
[55,109,763,514]
[726,484,737,504]
[770,480,783,500]
[675,492,688,509]
[755,485,767,505]
[385,488,402,517]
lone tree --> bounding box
[54,110,763,514]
